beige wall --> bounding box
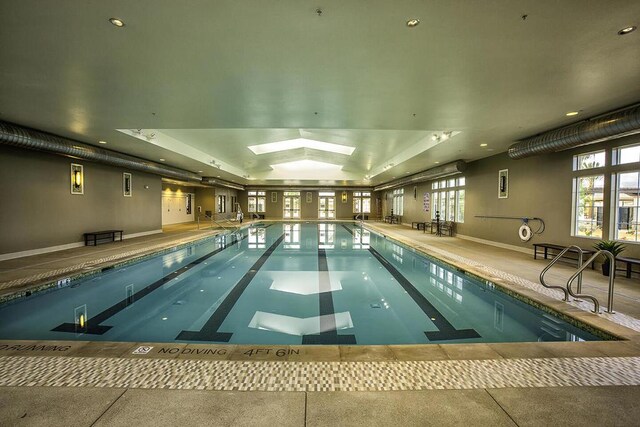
[0,146,161,255]
[396,133,640,259]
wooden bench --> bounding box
[532,243,595,269]
[615,256,640,278]
[84,230,123,246]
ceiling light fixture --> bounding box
[480,143,488,147]
[109,18,125,27]
[159,158,165,162]
[566,111,579,116]
[618,26,636,35]
[98,140,107,144]
[406,19,420,27]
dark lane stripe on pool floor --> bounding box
[177,234,286,342]
[52,233,250,335]
[302,242,357,345]
[341,224,480,342]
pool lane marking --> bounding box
[176,234,286,342]
[341,224,480,341]
[51,233,250,335]
[302,229,357,345]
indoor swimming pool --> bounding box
[0,222,603,345]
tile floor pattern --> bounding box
[1,355,639,392]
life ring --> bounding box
[518,224,533,242]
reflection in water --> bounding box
[352,228,370,249]
[429,263,463,303]
[318,223,335,249]
[283,224,300,249]
[248,311,353,336]
[248,227,266,249]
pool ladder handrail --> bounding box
[539,245,582,302]
[539,246,616,314]
[566,250,616,314]
[354,212,364,225]
[197,214,239,231]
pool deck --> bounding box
[1,220,640,425]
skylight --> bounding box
[271,159,343,172]
[248,138,355,156]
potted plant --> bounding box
[593,240,626,276]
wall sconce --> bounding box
[341,191,348,203]
[71,163,84,195]
[123,172,132,197]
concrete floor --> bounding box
[1,220,640,426]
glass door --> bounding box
[283,192,301,219]
[318,192,335,219]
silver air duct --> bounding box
[508,104,640,160]
[201,177,245,191]
[0,120,213,185]
[374,160,466,192]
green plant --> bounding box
[593,240,626,258]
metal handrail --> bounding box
[566,250,616,313]
[539,245,587,301]
[197,213,214,230]
[354,212,363,224]
[197,213,239,231]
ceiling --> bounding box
[1,1,639,187]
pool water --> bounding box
[0,222,601,345]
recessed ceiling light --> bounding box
[159,158,165,162]
[434,161,440,164]
[480,143,488,147]
[109,18,125,27]
[618,26,636,35]
[217,175,221,178]
[197,170,203,173]
[98,140,107,144]
[406,19,420,27]
[566,111,579,116]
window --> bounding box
[573,175,604,238]
[616,172,640,241]
[574,150,605,171]
[353,191,371,213]
[247,191,266,213]
[392,189,404,216]
[283,191,301,219]
[230,196,237,213]
[615,143,640,165]
[431,177,465,222]
[318,191,335,219]
[217,195,226,213]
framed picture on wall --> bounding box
[70,163,84,195]
[271,191,277,203]
[306,192,312,203]
[123,172,132,197]
[498,169,508,198]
